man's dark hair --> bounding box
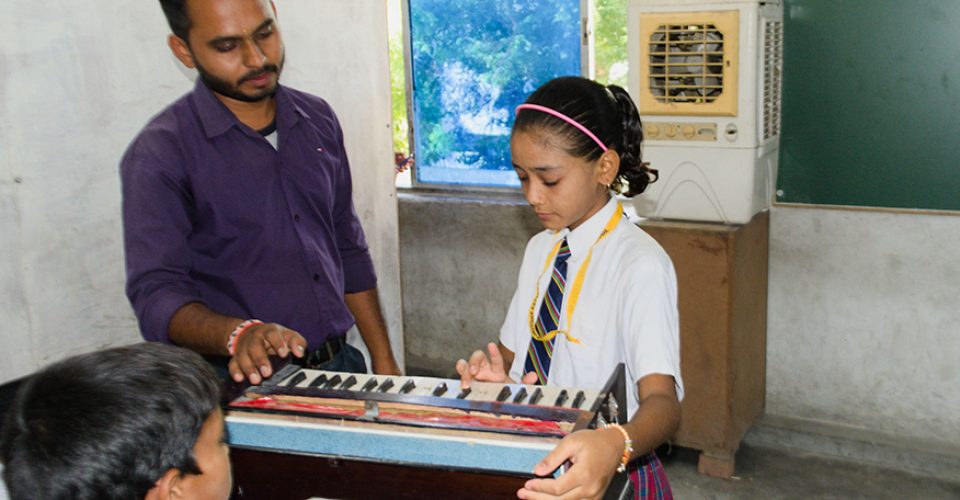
[159,0,192,41]
[0,343,221,500]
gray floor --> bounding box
[2,446,958,499]
[661,444,960,499]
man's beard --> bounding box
[195,54,285,103]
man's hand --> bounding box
[517,428,624,500]
[227,322,307,385]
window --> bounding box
[390,0,628,189]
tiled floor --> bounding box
[661,444,960,499]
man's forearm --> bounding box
[168,302,244,355]
[344,288,400,374]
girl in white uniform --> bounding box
[457,76,683,500]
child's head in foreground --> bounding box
[0,342,230,500]
[512,76,657,231]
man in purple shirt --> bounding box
[121,0,400,383]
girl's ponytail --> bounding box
[608,84,658,197]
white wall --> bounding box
[0,0,402,384]
[276,1,404,369]
[767,206,960,447]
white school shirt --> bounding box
[501,197,683,419]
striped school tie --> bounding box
[525,238,571,385]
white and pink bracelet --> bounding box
[226,319,263,355]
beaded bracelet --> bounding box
[603,423,633,473]
[226,319,263,355]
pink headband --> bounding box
[515,103,608,152]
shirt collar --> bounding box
[553,196,621,261]
[191,79,309,139]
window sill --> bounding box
[397,186,528,207]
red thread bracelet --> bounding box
[227,319,263,355]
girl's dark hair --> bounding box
[513,76,658,197]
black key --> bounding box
[529,388,543,405]
[456,387,472,399]
[432,382,448,397]
[572,391,586,409]
[377,378,395,392]
[554,390,569,407]
[308,374,328,388]
[286,371,307,387]
[400,379,416,394]
[495,386,512,402]
[340,375,358,390]
[323,374,343,389]
[512,387,528,403]
[361,378,378,392]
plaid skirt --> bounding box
[628,451,673,500]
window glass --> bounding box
[407,0,583,188]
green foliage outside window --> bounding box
[388,0,629,181]
[389,20,410,156]
[594,0,628,88]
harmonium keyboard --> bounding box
[226,362,633,500]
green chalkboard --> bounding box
[776,0,960,211]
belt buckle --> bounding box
[307,347,323,368]
[324,339,336,362]
[306,338,338,368]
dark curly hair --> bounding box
[513,76,658,197]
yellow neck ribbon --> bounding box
[527,202,624,345]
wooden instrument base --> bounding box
[230,447,634,500]
[230,447,532,499]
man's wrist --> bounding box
[227,319,263,355]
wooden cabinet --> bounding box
[640,210,769,477]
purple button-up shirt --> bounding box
[121,80,376,348]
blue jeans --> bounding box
[310,342,368,373]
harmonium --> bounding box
[226,362,634,499]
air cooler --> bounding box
[627,0,783,224]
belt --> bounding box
[303,336,346,368]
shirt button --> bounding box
[294,214,301,222]
[313,273,320,282]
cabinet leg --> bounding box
[697,451,735,478]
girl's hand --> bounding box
[456,342,538,388]
[456,342,509,388]
[518,428,625,500]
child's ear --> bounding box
[146,468,183,500]
[597,149,620,187]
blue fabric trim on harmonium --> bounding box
[226,415,554,475]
